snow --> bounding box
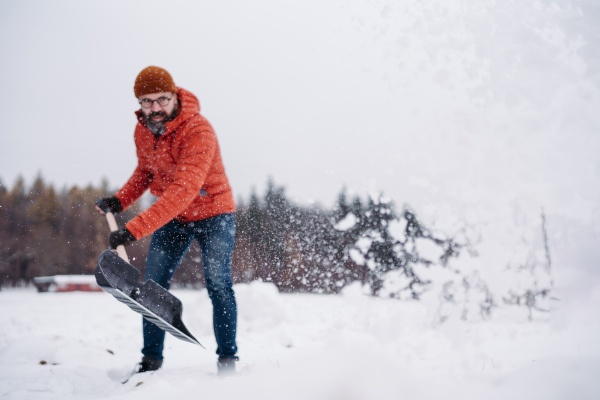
[1,281,600,400]
[413,237,445,262]
[334,213,358,231]
[388,219,408,243]
[354,237,373,256]
[349,248,365,266]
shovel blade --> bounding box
[95,250,203,348]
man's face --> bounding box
[138,92,178,135]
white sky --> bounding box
[1,0,599,227]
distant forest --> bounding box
[0,175,464,296]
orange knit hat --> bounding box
[134,66,178,98]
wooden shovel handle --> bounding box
[105,212,130,263]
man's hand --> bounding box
[95,196,123,215]
[109,227,136,249]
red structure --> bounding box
[33,275,101,292]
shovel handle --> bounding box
[105,212,130,263]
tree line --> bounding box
[0,175,142,287]
[1,174,555,320]
[0,175,462,295]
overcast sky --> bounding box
[1,0,599,229]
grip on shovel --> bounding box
[104,212,129,263]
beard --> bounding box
[143,101,179,137]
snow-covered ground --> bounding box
[1,280,599,400]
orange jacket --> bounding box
[115,87,235,240]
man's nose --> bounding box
[150,101,162,112]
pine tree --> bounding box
[360,194,401,295]
[329,189,364,291]
[262,177,292,286]
[4,177,31,285]
[26,175,64,279]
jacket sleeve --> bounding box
[115,165,153,212]
[125,124,217,239]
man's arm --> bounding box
[94,165,151,250]
[114,165,154,212]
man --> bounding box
[95,66,238,375]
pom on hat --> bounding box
[134,66,178,98]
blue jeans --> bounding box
[141,213,237,360]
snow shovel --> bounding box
[95,210,204,348]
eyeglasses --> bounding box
[139,95,173,108]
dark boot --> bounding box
[217,357,236,375]
[138,356,163,373]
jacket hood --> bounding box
[135,87,201,135]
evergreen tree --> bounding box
[262,177,293,285]
[359,195,401,295]
[26,175,64,279]
[3,177,31,285]
[329,189,364,291]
